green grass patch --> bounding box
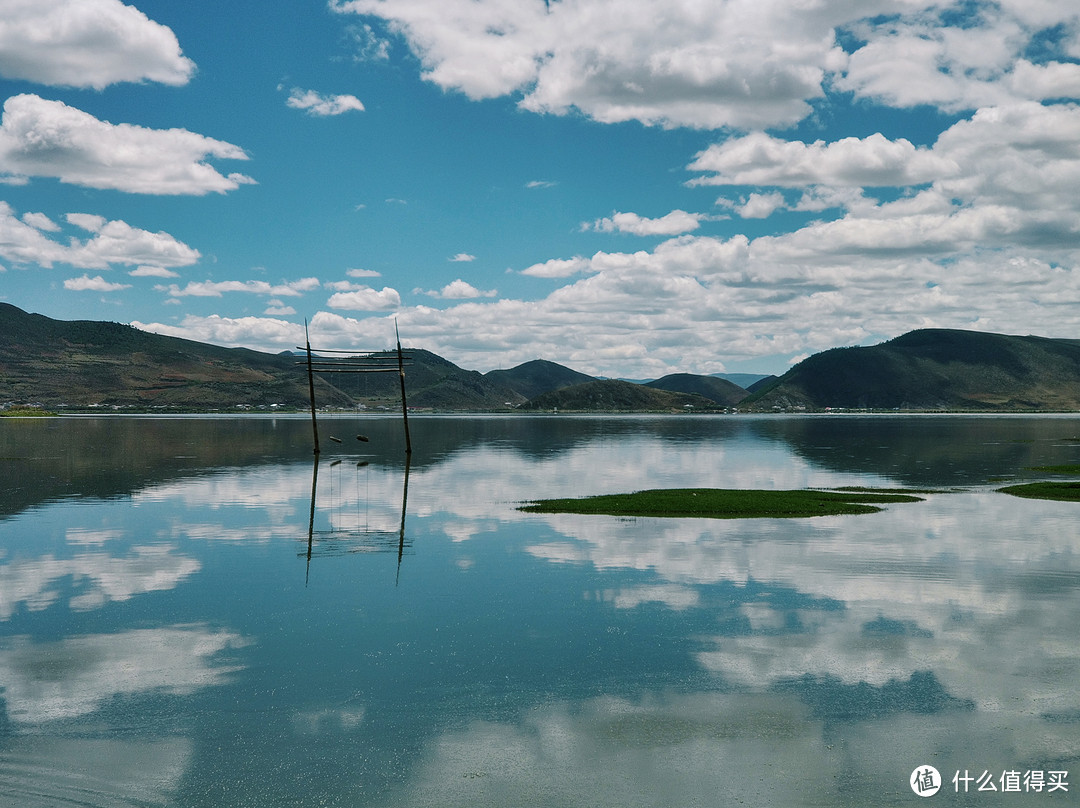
[998,481,1080,502]
[0,408,57,417]
[1025,464,1080,474]
[519,487,924,519]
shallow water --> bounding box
[0,414,1078,806]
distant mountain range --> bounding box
[748,329,1080,411]
[2,303,1079,411]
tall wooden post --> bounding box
[305,320,320,455]
[396,320,412,456]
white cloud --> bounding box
[450,252,476,262]
[520,255,593,278]
[330,0,862,129]
[0,202,201,269]
[345,22,392,61]
[736,192,786,219]
[285,87,365,116]
[688,131,957,188]
[128,265,179,278]
[835,5,1080,110]
[0,94,255,194]
[332,1,1080,131]
[0,0,195,89]
[418,279,496,299]
[347,267,382,278]
[64,274,132,292]
[157,277,320,298]
[587,209,705,236]
[20,211,58,231]
[132,314,305,351]
[326,285,402,310]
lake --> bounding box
[1,414,1078,806]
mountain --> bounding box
[339,348,524,409]
[8,304,1079,412]
[484,359,595,400]
[519,379,720,411]
[745,375,779,393]
[0,303,519,410]
[714,372,772,389]
[0,302,343,409]
[645,373,749,406]
[748,329,1080,410]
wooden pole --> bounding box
[396,320,412,456]
[305,320,320,455]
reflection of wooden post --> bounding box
[306,455,318,585]
[396,455,411,585]
[305,320,320,455]
[396,320,412,456]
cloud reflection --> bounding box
[0,546,200,619]
[0,625,248,723]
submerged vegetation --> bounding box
[519,487,928,519]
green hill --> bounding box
[485,359,595,400]
[519,379,720,411]
[0,302,340,409]
[748,329,1080,410]
[645,373,749,406]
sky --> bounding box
[0,0,1079,378]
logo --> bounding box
[911,765,942,797]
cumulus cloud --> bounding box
[0,94,255,194]
[64,274,132,292]
[688,132,957,188]
[330,0,855,129]
[128,265,179,278]
[331,1,1080,130]
[157,277,320,298]
[132,314,305,351]
[264,303,297,316]
[285,87,365,116]
[449,252,476,262]
[20,211,58,231]
[734,192,786,219]
[0,202,200,269]
[347,267,382,278]
[520,255,593,279]
[587,210,706,236]
[417,279,496,299]
[836,6,1080,110]
[0,0,195,89]
[326,285,402,310]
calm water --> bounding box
[1,414,1078,806]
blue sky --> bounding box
[1,0,1079,377]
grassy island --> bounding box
[519,487,928,519]
[998,481,1080,502]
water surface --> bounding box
[1,414,1078,806]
